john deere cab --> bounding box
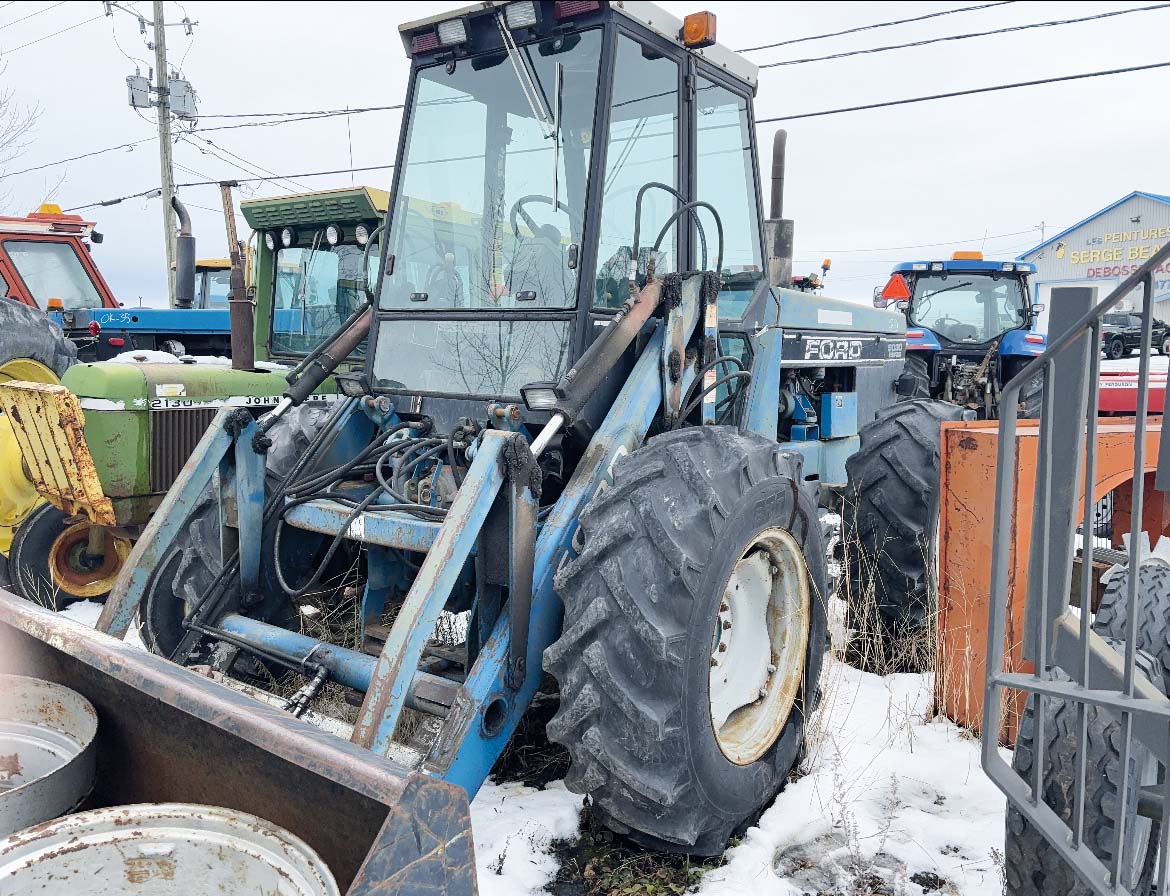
[2,4,905,890]
[843,253,1048,672]
[0,186,385,607]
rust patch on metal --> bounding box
[123,854,177,883]
[0,752,21,781]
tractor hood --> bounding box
[62,360,294,411]
[777,289,906,335]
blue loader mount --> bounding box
[841,252,1048,672]
[0,2,905,890]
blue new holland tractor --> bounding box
[842,253,1048,670]
[5,2,910,883]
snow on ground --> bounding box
[1100,353,1169,374]
[59,599,145,649]
[57,599,1008,896]
[457,655,1008,896]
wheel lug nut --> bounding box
[722,620,731,630]
[718,643,728,653]
[710,657,719,667]
[767,664,776,674]
[719,602,729,612]
[770,566,779,576]
[759,687,768,698]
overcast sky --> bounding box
[2,0,1167,306]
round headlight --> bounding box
[325,223,343,246]
[264,231,277,251]
[280,226,297,248]
[354,223,370,247]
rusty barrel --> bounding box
[0,803,339,894]
[0,673,97,836]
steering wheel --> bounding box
[509,195,571,242]
[933,316,966,330]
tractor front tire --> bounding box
[9,504,130,608]
[545,426,827,855]
[842,399,964,673]
[140,404,340,657]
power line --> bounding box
[6,137,155,177]
[189,105,403,133]
[4,13,101,54]
[0,1,65,31]
[63,163,397,212]
[757,60,1170,122]
[738,1,1018,54]
[180,132,311,193]
[196,104,403,119]
[760,3,1170,68]
[803,228,1038,255]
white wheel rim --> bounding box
[709,528,811,765]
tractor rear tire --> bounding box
[1006,654,1162,896]
[842,399,964,673]
[1004,358,1044,420]
[545,426,827,856]
[896,353,933,401]
[140,404,341,657]
[0,299,78,382]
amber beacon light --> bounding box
[682,11,717,48]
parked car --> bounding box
[1100,311,1169,359]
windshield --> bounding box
[5,240,104,310]
[379,29,602,311]
[908,272,1029,344]
[199,269,231,309]
[271,242,376,356]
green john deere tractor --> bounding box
[0,186,386,607]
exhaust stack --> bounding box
[764,129,794,290]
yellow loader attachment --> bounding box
[0,381,115,527]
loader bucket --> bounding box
[0,590,476,895]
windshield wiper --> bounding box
[495,13,561,204]
[918,280,973,301]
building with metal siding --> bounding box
[1018,191,1170,332]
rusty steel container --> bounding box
[0,673,97,836]
[0,802,341,895]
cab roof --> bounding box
[398,1,758,90]
[240,186,389,230]
[892,259,1037,274]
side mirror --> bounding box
[872,293,888,309]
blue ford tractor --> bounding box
[0,2,907,888]
[842,253,1048,671]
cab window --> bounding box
[593,36,679,309]
[695,77,763,318]
[4,240,103,310]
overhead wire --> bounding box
[757,60,1170,122]
[738,1,1018,53]
[759,3,1170,68]
[0,1,65,31]
[3,12,101,54]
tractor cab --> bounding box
[369,1,766,430]
[878,252,1046,414]
[0,204,119,311]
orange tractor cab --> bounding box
[0,204,120,313]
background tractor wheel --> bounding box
[842,399,963,673]
[545,426,827,856]
[0,300,79,572]
[1004,358,1044,420]
[8,504,131,608]
[140,404,346,657]
[1093,560,1170,687]
[1006,652,1162,896]
[896,353,933,400]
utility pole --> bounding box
[152,0,176,306]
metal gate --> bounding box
[982,242,1170,896]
